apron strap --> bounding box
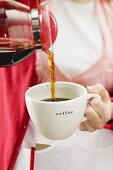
[30,147,35,170]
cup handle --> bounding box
[87,93,101,101]
[80,93,101,123]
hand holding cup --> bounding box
[79,84,112,132]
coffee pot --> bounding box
[0,0,58,66]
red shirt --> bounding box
[0,52,37,170]
[104,97,113,130]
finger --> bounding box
[89,98,111,122]
[79,121,96,132]
[87,84,110,103]
[79,122,86,131]
[85,104,103,129]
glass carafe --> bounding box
[0,0,57,66]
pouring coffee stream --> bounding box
[42,0,56,100]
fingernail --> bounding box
[87,86,93,90]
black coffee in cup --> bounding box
[42,98,70,102]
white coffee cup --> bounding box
[25,81,101,140]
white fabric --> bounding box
[51,0,103,78]
[15,129,113,170]
[15,1,113,170]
